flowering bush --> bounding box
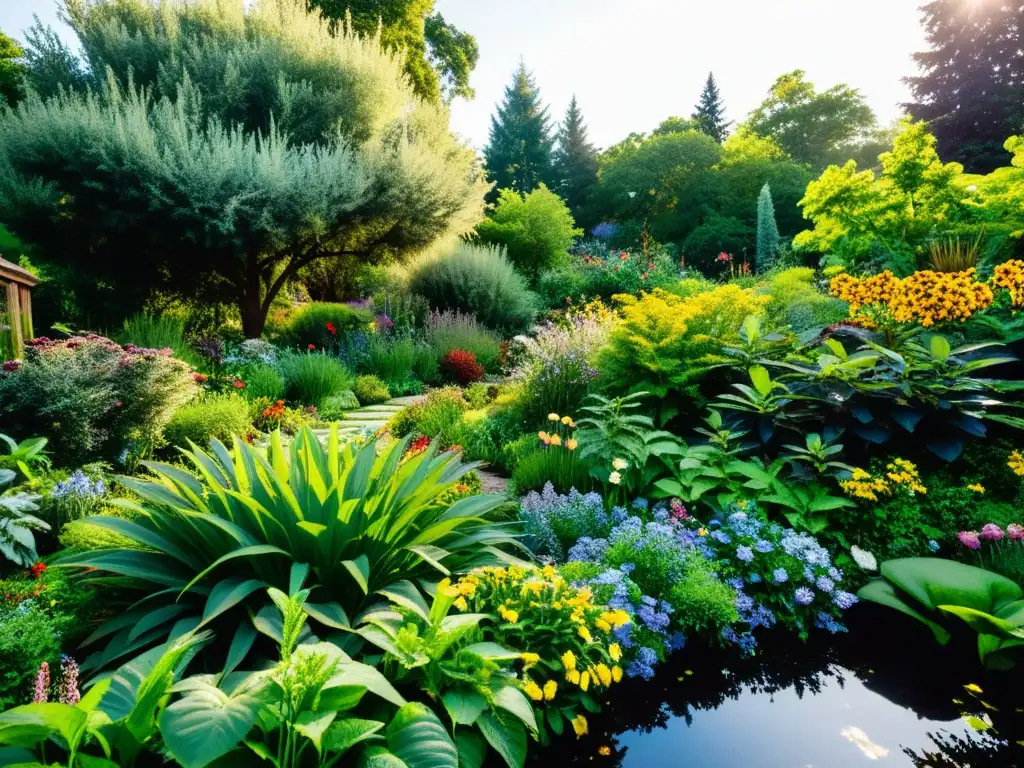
[511,414,592,494]
[0,335,196,465]
[840,458,928,501]
[536,242,680,307]
[520,482,608,560]
[285,302,373,350]
[992,259,1024,307]
[439,349,485,385]
[40,468,107,531]
[688,505,858,644]
[352,374,391,406]
[955,522,1024,586]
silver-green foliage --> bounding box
[755,182,781,272]
[2,0,487,336]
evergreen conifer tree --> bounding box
[552,95,598,222]
[905,0,1024,173]
[692,72,731,144]
[483,62,555,197]
[756,183,781,271]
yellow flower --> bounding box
[578,625,593,643]
[454,596,468,611]
[608,471,622,485]
[520,652,540,666]
[500,607,519,624]
[50,599,57,607]
[612,457,628,470]
[561,415,573,426]
[596,663,612,687]
[572,714,588,737]
[595,618,611,633]
[438,578,460,598]
[543,680,557,700]
[609,643,622,662]
[566,438,578,451]
[1009,450,1024,476]
[612,665,623,683]
[566,668,581,684]
[548,413,560,422]
[561,650,577,670]
[537,430,550,444]
[549,434,563,447]
[698,527,708,536]
[542,564,558,579]
[599,745,612,756]
[579,671,590,691]
[968,483,985,494]
[524,681,544,701]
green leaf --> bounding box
[463,643,521,661]
[930,335,951,363]
[343,556,371,594]
[199,579,265,629]
[938,605,1024,640]
[385,702,458,768]
[857,579,950,644]
[303,601,351,630]
[442,689,488,726]
[881,558,1023,614]
[476,711,526,768]
[294,710,337,753]
[323,718,385,755]
[359,746,410,767]
[454,728,487,768]
[160,681,262,768]
[748,365,772,397]
[329,660,406,709]
[377,581,431,622]
[0,703,87,750]
[492,686,537,733]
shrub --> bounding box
[475,185,582,280]
[237,363,285,402]
[54,428,516,672]
[277,351,354,409]
[411,342,440,384]
[439,349,484,385]
[680,214,753,273]
[464,382,499,409]
[286,302,372,350]
[599,286,767,399]
[230,338,278,365]
[362,335,414,388]
[519,482,609,561]
[0,335,197,465]
[423,310,502,372]
[389,387,467,445]
[163,393,251,448]
[761,267,847,332]
[315,390,360,421]
[116,314,202,368]
[407,242,537,334]
[536,243,680,307]
[511,445,593,495]
[352,374,391,406]
[669,562,741,637]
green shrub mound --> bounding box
[163,393,251,448]
[353,374,391,406]
[286,302,373,349]
[278,351,354,409]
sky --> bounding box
[1,0,930,151]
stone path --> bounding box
[312,395,424,443]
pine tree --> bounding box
[484,62,555,198]
[552,95,598,222]
[692,72,731,144]
[905,0,1024,173]
[756,183,781,272]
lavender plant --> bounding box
[519,482,609,560]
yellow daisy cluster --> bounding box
[538,413,578,451]
[888,269,993,327]
[841,458,927,502]
[830,268,994,328]
[1008,450,1024,476]
[450,565,628,709]
[992,260,1024,308]
[967,483,986,494]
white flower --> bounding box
[608,471,622,485]
[612,457,628,471]
[850,545,877,571]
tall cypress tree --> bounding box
[905,0,1024,173]
[756,183,780,272]
[692,72,731,144]
[483,62,555,198]
[552,95,598,221]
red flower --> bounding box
[326,321,337,336]
[641,272,649,280]
[192,373,208,383]
[30,562,47,579]
[1,360,20,373]
[232,379,246,389]
[716,252,733,263]
[308,344,316,350]
[619,253,628,261]
[439,349,484,385]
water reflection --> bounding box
[528,606,1024,767]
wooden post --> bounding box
[5,279,21,355]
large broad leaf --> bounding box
[938,605,1024,641]
[160,681,262,768]
[0,703,87,750]
[323,718,386,756]
[384,702,459,768]
[198,579,266,629]
[857,578,950,644]
[463,643,521,662]
[360,746,410,767]
[329,660,406,709]
[441,688,488,726]
[454,728,487,768]
[377,581,431,622]
[880,558,1023,614]
[476,711,526,768]
[294,710,337,753]
[491,686,537,733]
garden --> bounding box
[1,0,1024,766]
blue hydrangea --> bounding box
[611,506,629,524]
[815,612,848,634]
[566,537,609,564]
[735,593,754,613]
[772,568,789,584]
[816,576,835,593]
[736,545,754,563]
[833,590,859,610]
[631,498,649,510]
[666,632,687,651]
[726,577,745,590]
[828,566,843,581]
[738,633,758,654]
[747,573,762,584]
[521,482,609,559]
[754,539,774,553]
[794,586,815,606]
[626,646,659,680]
[710,530,731,545]
[745,604,776,630]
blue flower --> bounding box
[631,498,649,510]
[794,587,815,606]
[815,576,835,593]
[710,530,731,545]
[666,632,687,652]
[626,646,659,680]
[738,633,757,654]
[815,612,848,634]
[833,590,859,610]
[747,573,762,584]
[735,593,754,613]
[736,545,754,563]
[772,568,789,584]
[726,577,745,590]
[928,539,940,552]
[754,539,774,553]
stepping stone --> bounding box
[386,396,427,406]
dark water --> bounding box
[531,605,1024,767]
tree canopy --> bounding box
[904,0,1024,174]
[0,0,486,336]
[745,70,877,169]
[483,62,556,198]
[308,0,479,103]
[0,30,25,108]
[552,95,599,225]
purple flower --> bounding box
[1008,524,1024,542]
[981,524,1004,542]
[726,577,745,591]
[958,531,981,551]
[33,661,49,704]
[794,587,815,606]
[58,656,80,705]
[736,545,754,563]
[735,593,755,613]
[772,568,789,584]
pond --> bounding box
[531,605,1024,767]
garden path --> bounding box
[312,395,425,443]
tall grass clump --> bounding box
[406,241,537,334]
[238,363,286,401]
[423,310,502,372]
[116,314,202,368]
[363,335,415,387]
[278,351,354,409]
[286,302,373,349]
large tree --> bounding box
[905,0,1024,174]
[0,30,26,108]
[552,95,598,223]
[0,0,486,337]
[745,70,877,168]
[692,72,731,143]
[309,0,479,103]
[483,63,555,198]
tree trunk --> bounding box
[240,290,267,339]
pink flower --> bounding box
[957,530,981,550]
[33,661,50,704]
[716,252,733,263]
[1008,524,1024,541]
[981,523,1004,542]
[58,656,80,705]
[1,360,20,373]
